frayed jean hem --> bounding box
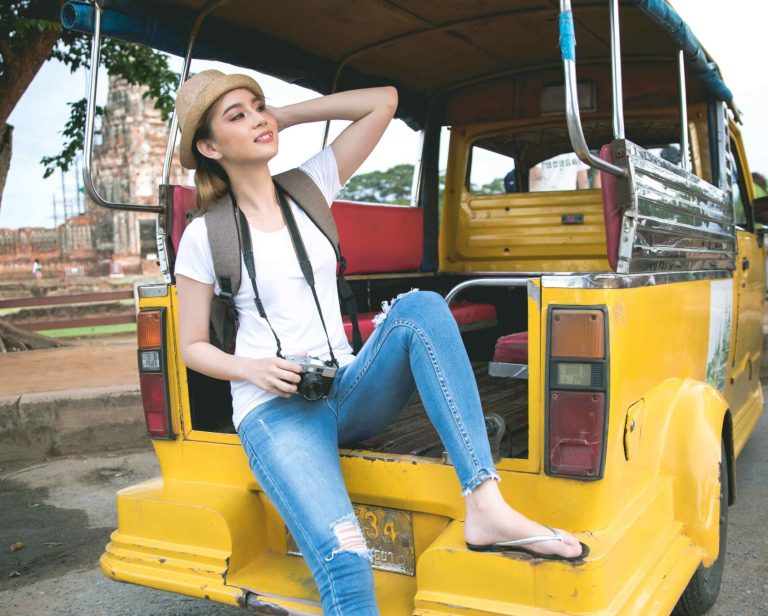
[461,469,501,496]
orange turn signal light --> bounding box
[551,309,605,359]
[137,310,163,349]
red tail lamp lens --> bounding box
[137,311,162,349]
[549,390,605,477]
[139,372,170,438]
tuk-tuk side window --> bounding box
[467,144,516,195]
[466,143,602,195]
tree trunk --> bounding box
[0,5,62,209]
[0,123,12,209]
[0,317,67,352]
[0,26,61,127]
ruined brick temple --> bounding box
[0,76,189,278]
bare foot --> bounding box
[464,480,584,559]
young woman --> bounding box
[174,70,588,616]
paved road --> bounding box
[0,413,766,616]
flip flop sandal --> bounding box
[466,525,590,562]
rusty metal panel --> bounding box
[613,139,734,273]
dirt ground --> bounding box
[0,341,137,397]
[0,411,766,615]
[0,450,238,616]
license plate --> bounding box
[286,504,415,576]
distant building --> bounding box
[0,76,190,278]
[93,75,189,274]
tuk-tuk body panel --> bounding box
[727,229,766,454]
[110,274,739,614]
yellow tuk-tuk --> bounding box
[64,0,765,614]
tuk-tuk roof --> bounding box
[63,0,734,128]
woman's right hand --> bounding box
[239,356,303,398]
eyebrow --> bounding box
[221,95,263,117]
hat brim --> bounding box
[179,74,264,170]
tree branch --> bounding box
[0,25,61,124]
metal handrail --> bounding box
[559,0,626,177]
[609,0,625,140]
[161,0,231,185]
[678,50,691,172]
[82,1,162,213]
[444,278,529,305]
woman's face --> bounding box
[197,88,278,167]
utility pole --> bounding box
[74,157,83,214]
[60,168,68,222]
[52,195,58,228]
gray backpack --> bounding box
[187,168,362,355]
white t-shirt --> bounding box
[175,147,355,429]
[529,152,589,192]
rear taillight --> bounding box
[137,309,174,439]
[546,307,608,479]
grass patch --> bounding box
[39,323,137,338]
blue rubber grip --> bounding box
[559,10,576,61]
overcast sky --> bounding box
[1,0,766,229]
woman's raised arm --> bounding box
[272,86,398,185]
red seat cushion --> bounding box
[492,331,528,364]
[331,200,423,274]
[170,189,424,275]
[599,144,620,271]
[343,301,497,344]
[170,185,197,255]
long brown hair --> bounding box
[191,104,230,212]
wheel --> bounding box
[672,441,729,616]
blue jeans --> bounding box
[237,290,499,615]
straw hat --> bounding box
[175,69,264,169]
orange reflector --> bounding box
[551,309,605,359]
[137,310,163,349]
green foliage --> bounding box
[1,0,179,178]
[471,177,505,194]
[42,36,178,178]
[338,164,450,213]
[338,164,416,204]
[40,99,103,178]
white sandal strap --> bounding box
[493,525,564,548]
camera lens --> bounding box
[301,373,325,401]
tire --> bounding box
[672,441,729,616]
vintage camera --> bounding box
[284,355,338,401]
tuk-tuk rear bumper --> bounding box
[100,475,705,615]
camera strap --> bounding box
[233,189,339,367]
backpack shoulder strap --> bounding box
[203,193,241,298]
[273,168,340,260]
[202,194,242,354]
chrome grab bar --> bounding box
[609,0,625,140]
[83,0,229,212]
[82,0,162,213]
[161,0,231,185]
[678,50,691,172]
[444,278,529,306]
[559,0,626,178]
